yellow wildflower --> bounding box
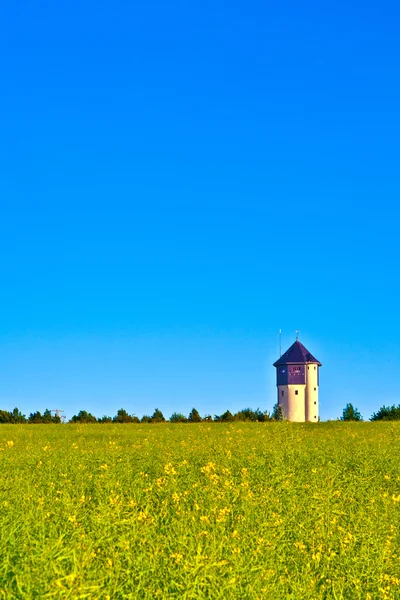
[164,463,177,476]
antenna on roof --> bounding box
[279,329,282,356]
[296,330,299,341]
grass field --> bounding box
[1,422,400,599]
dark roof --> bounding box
[273,340,322,367]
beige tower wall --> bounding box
[278,385,306,422]
[305,365,319,422]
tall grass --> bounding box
[1,422,399,599]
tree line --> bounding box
[0,408,61,424]
[0,406,280,424]
[339,403,400,422]
[70,407,276,423]
[0,403,400,423]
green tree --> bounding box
[0,410,11,423]
[42,409,53,424]
[98,415,112,423]
[257,409,270,422]
[271,403,284,421]
[234,408,253,422]
[113,408,136,423]
[214,410,234,422]
[28,411,43,423]
[188,408,202,422]
[141,415,152,423]
[341,403,363,421]
[234,408,270,422]
[370,405,400,421]
[27,409,60,424]
[169,412,188,423]
[51,412,61,424]
[151,408,166,423]
[10,408,26,424]
[70,410,97,423]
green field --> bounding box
[1,423,400,599]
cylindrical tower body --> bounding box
[273,340,321,423]
[305,364,319,422]
[278,384,306,421]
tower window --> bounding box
[314,387,316,391]
[314,402,316,405]
[314,366,316,370]
[307,366,309,370]
[281,390,284,397]
[292,366,301,373]
[314,416,317,419]
[295,390,298,395]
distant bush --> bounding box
[370,405,400,421]
[214,410,235,422]
[98,415,113,423]
[188,408,202,422]
[113,408,139,423]
[169,412,188,423]
[70,410,97,423]
[151,408,166,423]
[271,403,284,421]
[234,408,270,422]
[0,408,27,424]
[28,411,43,424]
[28,409,60,424]
[340,403,363,421]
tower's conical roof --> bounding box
[273,340,321,367]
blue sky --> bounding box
[1,0,399,421]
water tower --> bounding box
[273,339,322,422]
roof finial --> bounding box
[296,329,299,341]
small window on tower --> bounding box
[314,387,316,391]
[292,366,301,373]
[314,401,316,405]
[314,416,317,419]
[281,390,284,397]
[314,366,316,370]
[295,390,298,395]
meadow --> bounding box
[1,423,400,599]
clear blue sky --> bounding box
[1,0,399,421]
